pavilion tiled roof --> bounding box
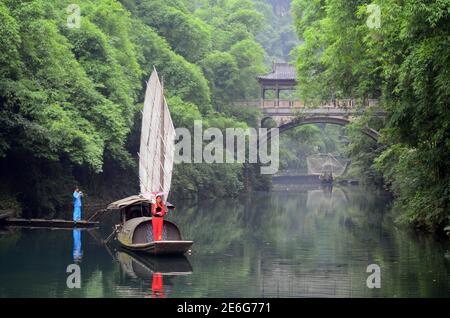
[257,62,296,81]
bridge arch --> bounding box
[260,116,381,144]
[261,116,278,128]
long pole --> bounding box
[103,225,120,244]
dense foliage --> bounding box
[292,0,449,233]
[3,0,446,235]
[0,0,282,216]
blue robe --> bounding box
[73,191,82,221]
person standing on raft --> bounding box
[73,187,83,221]
[151,194,166,241]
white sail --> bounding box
[139,67,175,201]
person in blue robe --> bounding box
[73,187,83,221]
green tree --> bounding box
[229,39,266,99]
[200,51,239,110]
[130,20,212,113]
[292,0,449,232]
[133,0,212,63]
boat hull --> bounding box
[119,240,193,255]
[116,216,193,255]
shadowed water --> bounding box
[0,185,449,297]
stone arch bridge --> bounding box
[259,108,383,142]
[233,62,385,142]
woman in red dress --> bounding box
[151,194,166,241]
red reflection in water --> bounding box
[151,272,165,298]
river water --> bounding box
[0,185,449,297]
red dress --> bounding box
[151,202,166,241]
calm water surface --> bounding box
[0,185,449,297]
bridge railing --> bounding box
[234,100,260,107]
[233,99,379,109]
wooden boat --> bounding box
[0,209,15,221]
[0,209,99,229]
[2,218,99,229]
[107,196,192,255]
[319,171,333,184]
[105,68,193,255]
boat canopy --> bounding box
[107,195,175,211]
[107,195,150,210]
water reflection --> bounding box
[306,185,348,213]
[168,186,450,297]
[0,186,449,297]
[72,229,83,263]
[151,273,165,298]
[115,250,192,298]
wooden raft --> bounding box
[0,217,99,229]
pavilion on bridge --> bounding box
[257,62,301,108]
[232,62,377,109]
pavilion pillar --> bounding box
[275,83,279,107]
[260,85,265,108]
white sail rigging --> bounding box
[139,67,175,201]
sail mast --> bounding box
[159,76,165,193]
